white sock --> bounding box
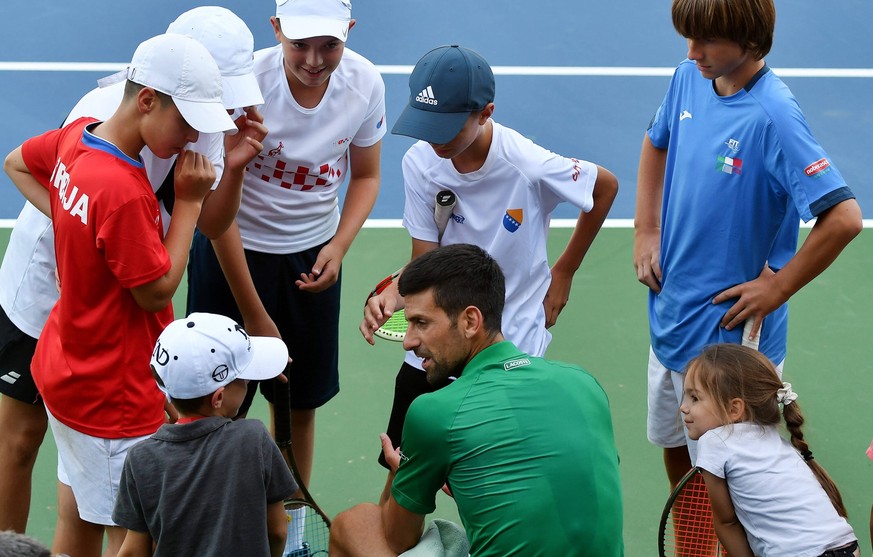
[284,506,306,553]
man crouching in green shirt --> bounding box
[330,243,624,556]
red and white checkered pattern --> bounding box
[250,155,342,192]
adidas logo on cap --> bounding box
[415,86,438,106]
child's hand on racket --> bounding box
[296,242,342,293]
[361,291,399,345]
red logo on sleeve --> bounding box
[804,158,830,177]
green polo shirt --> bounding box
[392,341,623,556]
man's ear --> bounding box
[460,306,484,339]
[727,397,745,423]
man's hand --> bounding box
[380,433,402,473]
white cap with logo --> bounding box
[166,7,264,109]
[151,313,288,400]
[127,33,237,134]
[276,0,352,42]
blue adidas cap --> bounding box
[392,45,495,144]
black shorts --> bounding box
[186,231,341,415]
[0,306,41,405]
[377,361,441,469]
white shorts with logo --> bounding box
[47,408,150,526]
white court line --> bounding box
[3,218,871,229]
[1,62,872,78]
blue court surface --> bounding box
[0,0,871,221]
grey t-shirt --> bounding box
[113,416,297,556]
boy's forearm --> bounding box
[130,199,201,312]
[634,135,666,232]
[267,500,289,557]
[332,175,379,255]
[196,165,244,239]
[161,199,202,289]
[211,221,275,335]
[552,165,618,275]
[770,198,862,303]
[5,146,51,217]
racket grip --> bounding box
[434,190,456,238]
[741,319,760,351]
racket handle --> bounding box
[741,319,760,351]
[434,190,456,240]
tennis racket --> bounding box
[658,467,726,557]
[274,368,330,556]
[367,190,457,342]
[367,268,406,342]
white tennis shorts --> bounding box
[47,408,150,526]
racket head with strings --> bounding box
[658,467,725,557]
[284,498,330,556]
[373,308,407,342]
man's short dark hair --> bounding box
[672,0,775,60]
[398,243,505,334]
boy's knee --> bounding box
[0,408,47,465]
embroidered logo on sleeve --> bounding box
[804,158,830,178]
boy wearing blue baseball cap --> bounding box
[361,45,619,468]
[113,313,297,557]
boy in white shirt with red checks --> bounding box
[186,0,386,516]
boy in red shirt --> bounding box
[3,33,235,557]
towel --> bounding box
[400,518,469,557]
